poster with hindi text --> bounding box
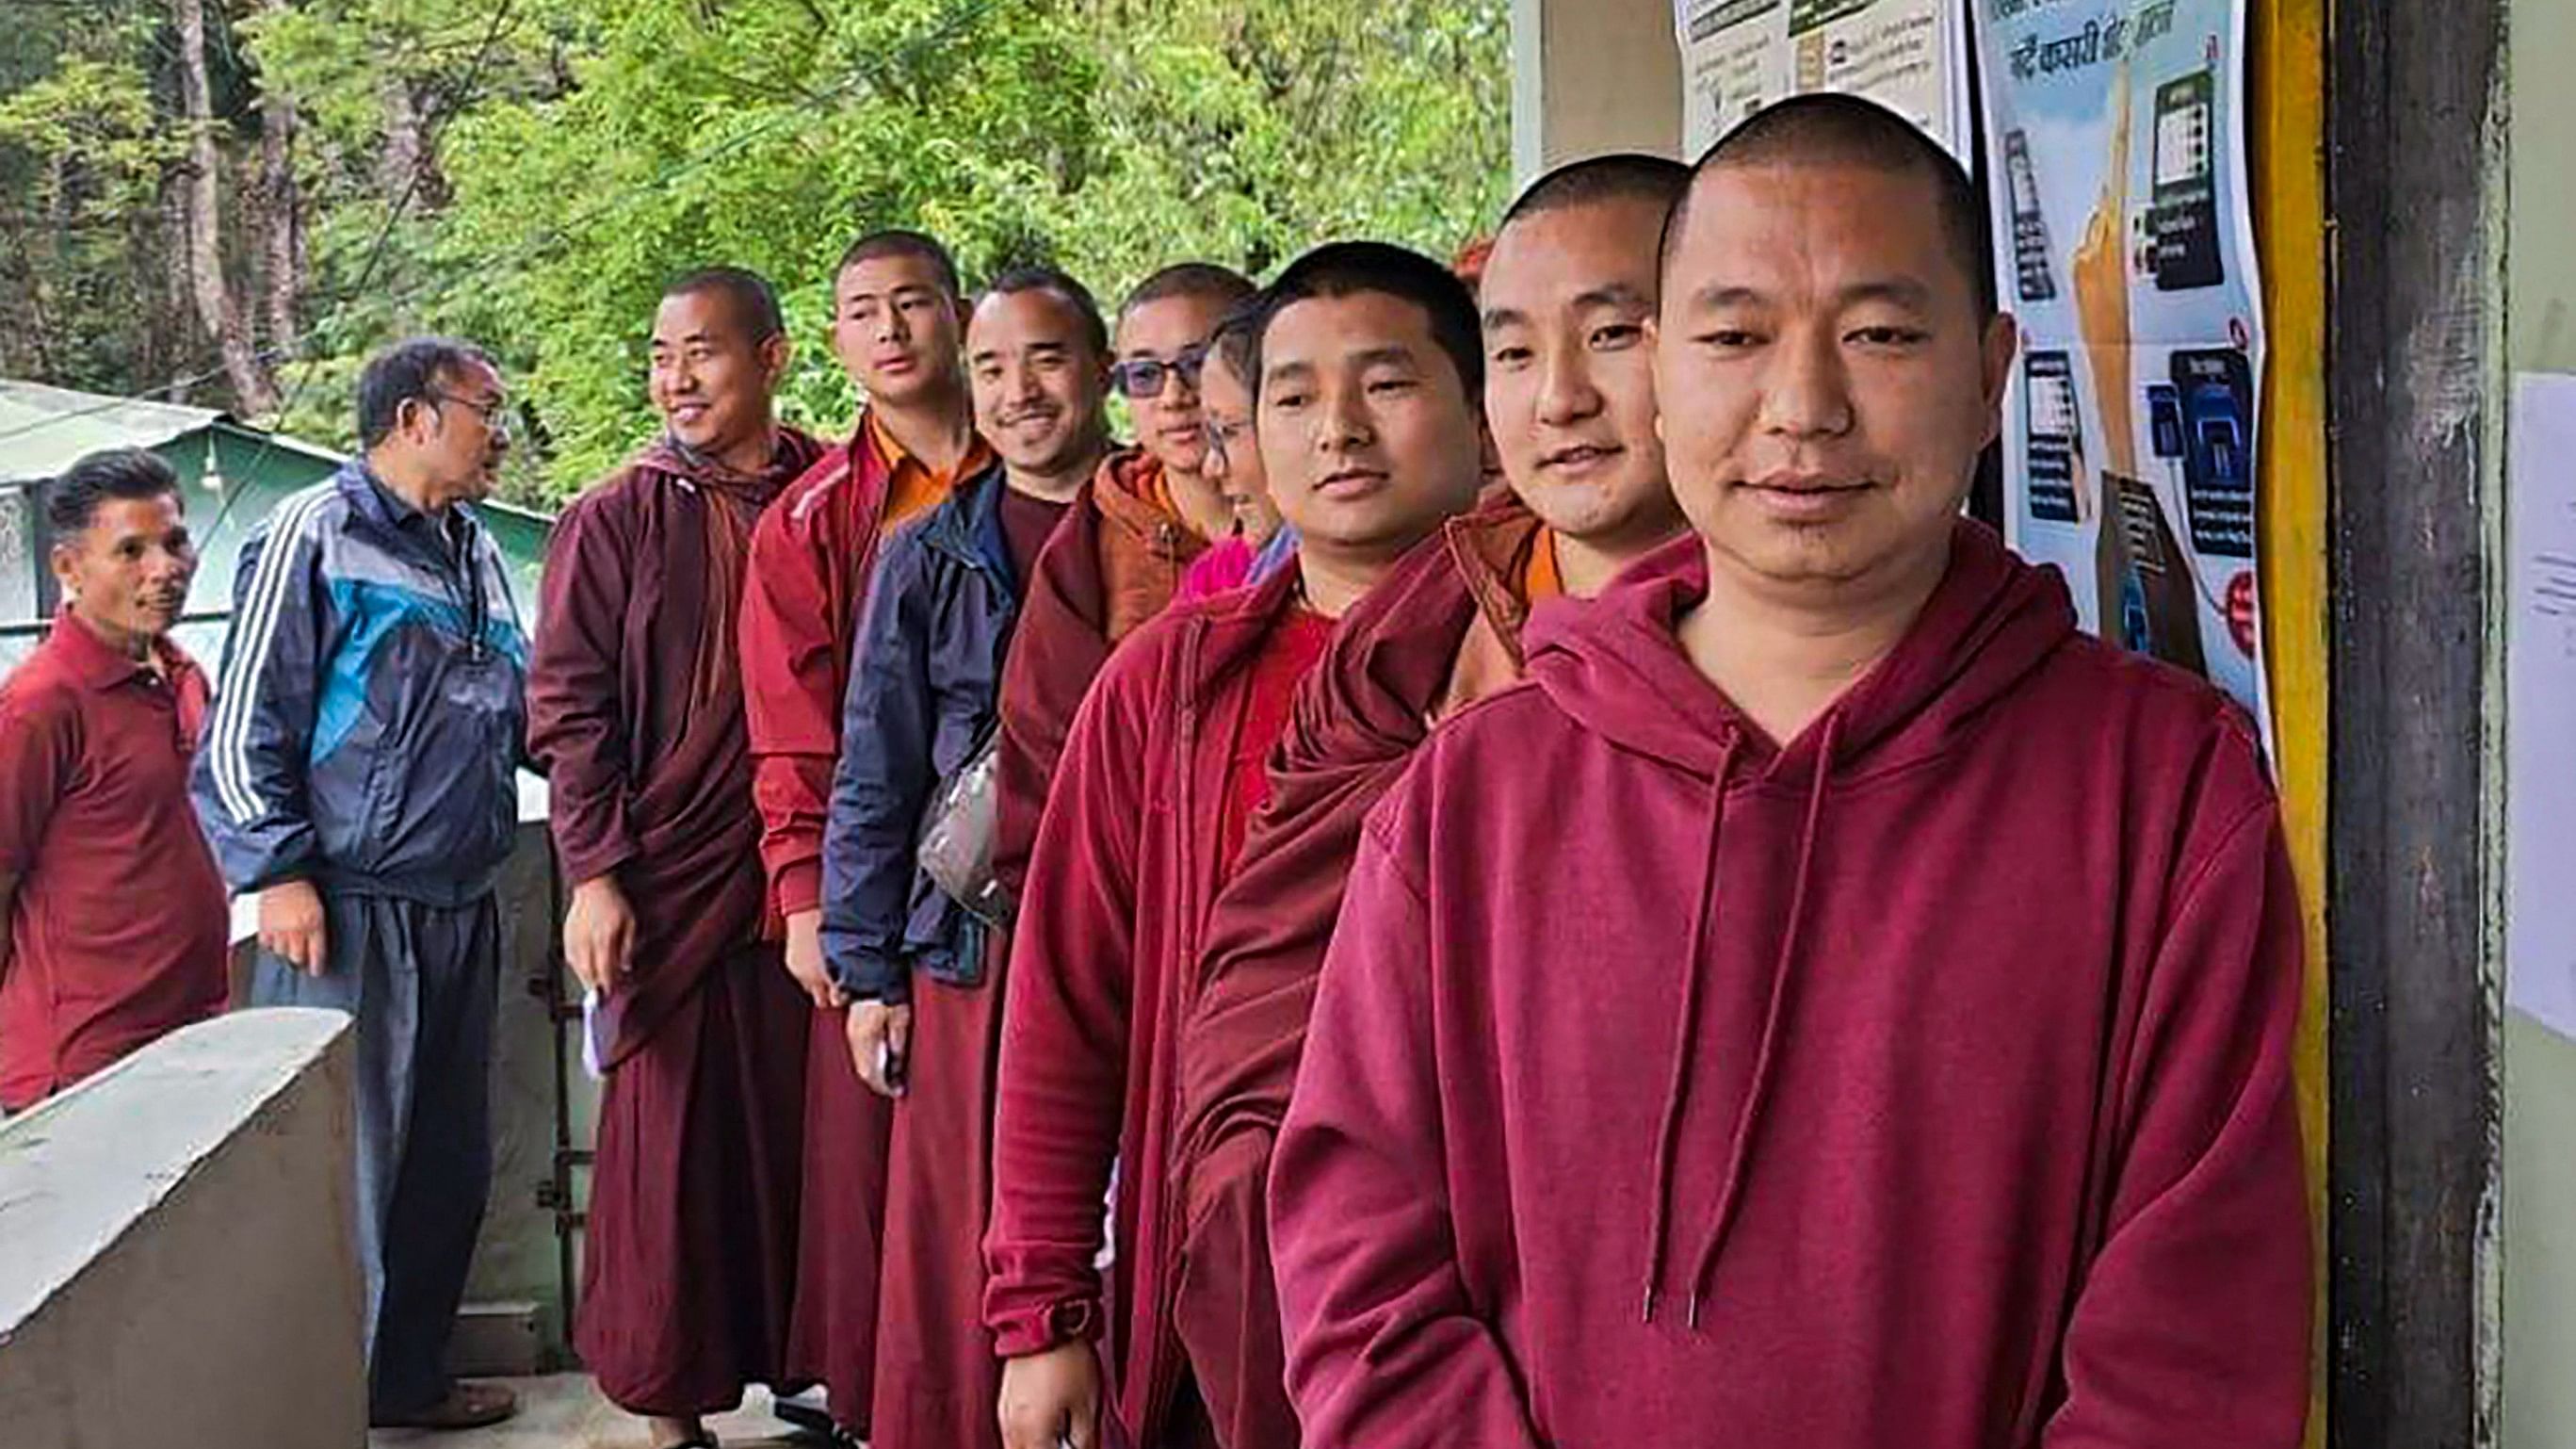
[1675,0,1976,159]
[1974,0,2271,739]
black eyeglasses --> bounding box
[1110,345,1211,400]
[1202,415,1252,467]
[427,389,511,437]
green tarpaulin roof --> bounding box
[0,380,341,487]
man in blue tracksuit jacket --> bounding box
[193,336,528,1432]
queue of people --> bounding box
[0,93,2309,1448]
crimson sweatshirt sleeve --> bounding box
[526,489,640,887]
[982,643,1151,1356]
[739,483,846,918]
[1270,801,1547,1449]
[993,513,1108,900]
[2045,766,2311,1447]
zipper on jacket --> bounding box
[1142,614,1210,1445]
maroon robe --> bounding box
[741,419,912,1435]
[1172,497,1549,1448]
[528,429,825,1416]
[992,448,1207,900]
[987,564,1331,1449]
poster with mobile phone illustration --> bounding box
[1974,0,2269,743]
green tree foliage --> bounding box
[3,0,1511,504]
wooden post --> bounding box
[2324,0,2505,1442]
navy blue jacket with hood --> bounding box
[820,460,1025,1002]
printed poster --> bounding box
[1675,0,1976,159]
[1975,0,2270,734]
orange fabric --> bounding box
[867,411,991,533]
[1523,528,1564,605]
[1093,449,1212,642]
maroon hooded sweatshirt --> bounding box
[1272,522,2310,1449]
[1170,496,1557,1449]
[986,562,1325,1448]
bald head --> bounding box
[1662,94,1993,316]
[1501,152,1693,234]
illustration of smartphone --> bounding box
[2004,130,2058,302]
[2171,349,2256,559]
[2022,351,2082,523]
[2094,473,2209,676]
[2147,383,2187,460]
[2149,70,2224,290]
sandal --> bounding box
[369,1379,520,1430]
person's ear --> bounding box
[1980,314,2022,449]
[48,540,79,597]
[761,332,793,388]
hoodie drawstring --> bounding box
[1641,731,1741,1324]
[1679,712,1841,1328]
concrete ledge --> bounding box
[0,1007,365,1448]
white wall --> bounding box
[1509,0,1683,184]
[0,1008,365,1449]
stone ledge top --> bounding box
[0,1007,352,1334]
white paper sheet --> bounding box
[2507,372,2576,1039]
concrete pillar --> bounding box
[1510,0,1685,185]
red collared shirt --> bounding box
[0,610,229,1109]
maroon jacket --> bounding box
[985,563,1318,1446]
[1273,524,2311,1448]
[991,448,1208,901]
[738,416,905,919]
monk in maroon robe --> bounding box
[739,229,988,1443]
[1172,156,1693,1449]
[529,268,824,1449]
[986,244,1488,1449]
[834,264,1112,1449]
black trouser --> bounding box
[252,890,499,1417]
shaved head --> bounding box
[1662,94,1993,316]
[1501,152,1692,233]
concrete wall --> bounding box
[0,1008,365,1449]
[2502,0,2576,1438]
[1508,0,1682,183]
[454,811,600,1373]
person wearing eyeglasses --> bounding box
[988,263,1255,912]
[194,335,529,1432]
[1175,301,1297,604]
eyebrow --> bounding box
[1575,283,1653,311]
[1687,279,1936,311]
[1350,345,1421,370]
[969,341,1074,365]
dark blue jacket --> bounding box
[193,462,529,905]
[820,463,1023,1002]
